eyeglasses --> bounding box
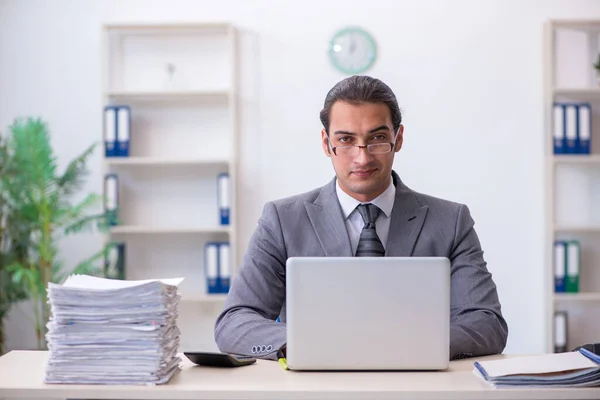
[327,136,397,156]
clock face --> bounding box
[328,27,377,74]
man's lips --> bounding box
[352,169,376,177]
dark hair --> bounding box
[319,75,402,134]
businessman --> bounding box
[214,75,508,361]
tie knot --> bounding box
[357,203,380,226]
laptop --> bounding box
[285,256,450,371]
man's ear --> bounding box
[394,125,404,152]
[321,129,331,157]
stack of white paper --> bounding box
[44,275,184,385]
[473,349,600,388]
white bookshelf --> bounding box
[100,22,238,351]
[544,20,600,353]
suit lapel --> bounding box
[305,178,353,257]
[385,171,429,257]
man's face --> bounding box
[321,101,403,202]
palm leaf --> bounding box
[57,143,97,197]
[63,212,109,236]
[8,118,56,194]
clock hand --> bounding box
[349,33,356,54]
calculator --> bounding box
[184,352,257,367]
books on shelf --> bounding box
[104,105,130,157]
[44,275,184,385]
[473,348,600,388]
[553,102,591,155]
[205,242,231,294]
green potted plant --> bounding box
[0,133,31,355]
[2,117,111,350]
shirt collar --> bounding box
[335,176,395,219]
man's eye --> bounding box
[338,136,353,143]
[372,134,388,141]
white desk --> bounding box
[0,350,599,400]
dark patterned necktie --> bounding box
[355,203,385,257]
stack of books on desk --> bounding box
[473,348,600,388]
[44,275,184,385]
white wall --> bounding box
[1,0,599,355]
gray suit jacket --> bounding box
[214,171,508,360]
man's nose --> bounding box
[355,146,375,163]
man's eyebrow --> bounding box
[332,125,391,135]
[368,125,391,133]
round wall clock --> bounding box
[328,26,377,75]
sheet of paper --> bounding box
[477,352,598,378]
[63,274,184,289]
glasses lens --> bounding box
[368,144,392,154]
[335,146,357,156]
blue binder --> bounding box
[564,104,578,154]
[576,103,591,155]
[218,242,231,293]
[553,104,566,154]
[104,106,117,157]
[116,105,131,157]
[217,173,230,225]
[104,174,119,226]
[205,242,220,294]
[554,240,566,293]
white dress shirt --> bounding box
[335,177,396,255]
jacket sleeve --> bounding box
[214,202,287,360]
[448,204,508,359]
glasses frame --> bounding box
[327,132,399,156]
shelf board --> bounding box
[110,226,231,235]
[554,225,600,233]
[553,155,600,165]
[105,90,229,101]
[553,88,600,100]
[181,293,228,302]
[104,157,230,167]
[104,22,232,33]
[554,293,600,302]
